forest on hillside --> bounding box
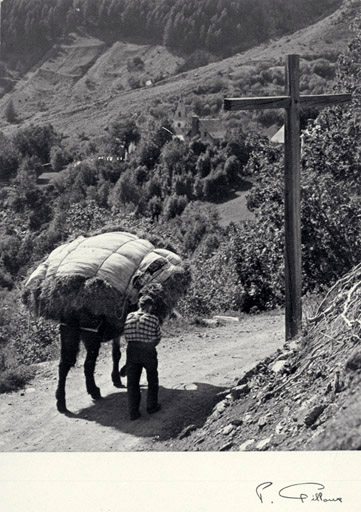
[2,0,341,67]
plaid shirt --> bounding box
[124,310,161,346]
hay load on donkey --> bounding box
[23,231,191,412]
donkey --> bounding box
[22,231,190,413]
[55,307,133,413]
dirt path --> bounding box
[0,313,285,452]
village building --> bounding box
[270,124,315,150]
[270,124,284,144]
[173,97,189,137]
[172,97,226,143]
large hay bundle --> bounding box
[23,231,191,338]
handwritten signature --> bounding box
[256,482,343,504]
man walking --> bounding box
[124,295,162,420]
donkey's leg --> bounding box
[56,322,80,413]
[82,331,102,400]
[111,336,124,388]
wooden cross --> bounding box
[224,54,351,340]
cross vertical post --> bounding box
[284,54,302,339]
[224,54,351,340]
[0,0,2,54]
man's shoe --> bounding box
[130,411,141,421]
[147,404,161,414]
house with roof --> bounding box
[190,115,225,143]
[172,97,226,143]
[270,124,314,150]
[270,125,284,144]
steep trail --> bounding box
[0,313,284,452]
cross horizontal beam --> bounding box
[224,93,351,111]
[299,93,351,108]
[224,96,290,111]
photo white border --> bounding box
[1,451,360,511]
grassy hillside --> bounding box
[0,0,357,139]
[0,34,182,131]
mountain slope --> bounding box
[0,0,357,139]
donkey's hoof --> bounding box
[113,381,125,389]
[90,388,102,400]
[112,375,125,388]
[111,369,124,387]
[55,391,67,413]
[56,401,67,414]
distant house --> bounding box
[172,97,226,143]
[270,125,284,144]
[270,124,311,149]
[191,115,225,144]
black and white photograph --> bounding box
[0,0,361,509]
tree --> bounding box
[202,168,228,200]
[50,146,72,172]
[163,193,187,220]
[12,124,59,164]
[139,121,173,169]
[0,142,20,181]
[149,195,162,222]
[110,169,141,208]
[224,155,241,186]
[196,151,211,178]
[109,118,140,157]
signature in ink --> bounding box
[256,481,343,504]
[256,482,273,504]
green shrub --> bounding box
[50,146,72,171]
[0,141,20,181]
[311,58,336,79]
[0,266,13,289]
[12,123,59,164]
[0,366,36,393]
[177,49,216,72]
[173,201,220,255]
[163,194,188,220]
[202,168,228,200]
[110,169,141,208]
[257,109,283,128]
[179,239,244,316]
[0,289,59,393]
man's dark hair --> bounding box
[139,295,154,309]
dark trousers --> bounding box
[126,344,159,417]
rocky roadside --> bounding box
[148,328,361,452]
